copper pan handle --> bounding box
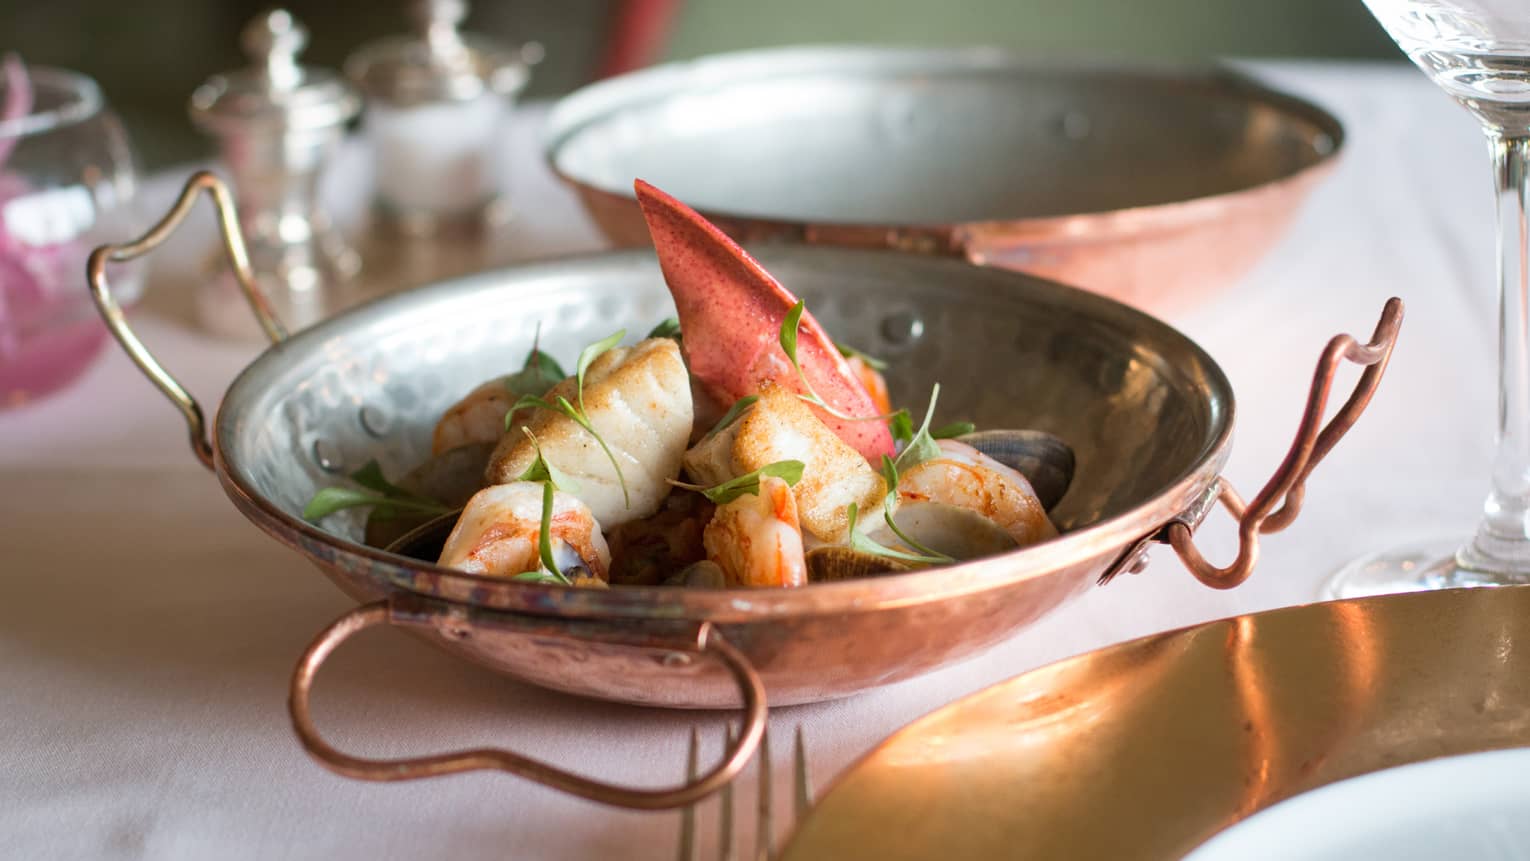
[1170,297,1404,589]
[288,601,768,810]
[87,170,286,470]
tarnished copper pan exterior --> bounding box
[546,47,1343,312]
[91,175,1395,804]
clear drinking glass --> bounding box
[0,59,142,409]
[1327,0,1530,596]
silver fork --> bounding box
[677,724,812,861]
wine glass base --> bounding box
[1324,538,1530,601]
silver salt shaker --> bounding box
[189,9,361,338]
[345,0,535,236]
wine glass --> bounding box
[1327,0,1530,596]
[0,57,142,409]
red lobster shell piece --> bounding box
[634,179,895,461]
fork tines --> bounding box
[677,723,811,861]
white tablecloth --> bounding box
[0,60,1495,859]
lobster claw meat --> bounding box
[634,179,896,461]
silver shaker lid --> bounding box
[343,0,535,108]
[189,9,360,135]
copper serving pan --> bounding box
[90,174,1396,808]
[783,585,1530,859]
[545,47,1344,312]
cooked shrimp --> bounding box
[897,440,1057,548]
[486,337,694,528]
[433,379,520,456]
[703,474,808,588]
[438,481,612,581]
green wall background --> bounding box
[664,0,1399,62]
[2,0,1403,169]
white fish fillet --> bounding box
[683,383,885,543]
[486,337,694,528]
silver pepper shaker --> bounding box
[345,0,537,236]
[189,8,362,338]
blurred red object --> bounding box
[597,0,682,78]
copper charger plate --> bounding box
[782,585,1530,859]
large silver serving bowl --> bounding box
[546,47,1343,313]
[211,245,1239,708]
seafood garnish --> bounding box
[488,336,693,528]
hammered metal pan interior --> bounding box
[214,245,1231,706]
[545,46,1343,311]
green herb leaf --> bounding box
[888,410,914,446]
[894,383,944,473]
[502,324,567,398]
[576,330,625,414]
[504,354,564,399]
[844,502,949,566]
[303,460,453,522]
[301,487,452,522]
[779,300,895,423]
[646,317,681,340]
[879,455,900,496]
[348,459,409,497]
[693,460,805,505]
[780,301,805,369]
[511,569,571,585]
[533,481,571,583]
[515,427,579,493]
[704,395,758,440]
[836,341,888,371]
[932,421,975,440]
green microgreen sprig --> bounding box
[703,394,758,440]
[670,459,805,505]
[836,341,888,371]
[894,383,944,473]
[503,323,567,399]
[302,460,454,522]
[509,329,631,508]
[874,455,955,563]
[933,421,976,439]
[509,428,575,586]
[780,301,895,423]
[647,317,682,341]
[844,501,951,566]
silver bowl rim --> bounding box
[543,44,1346,229]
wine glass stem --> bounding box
[1462,133,1530,575]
